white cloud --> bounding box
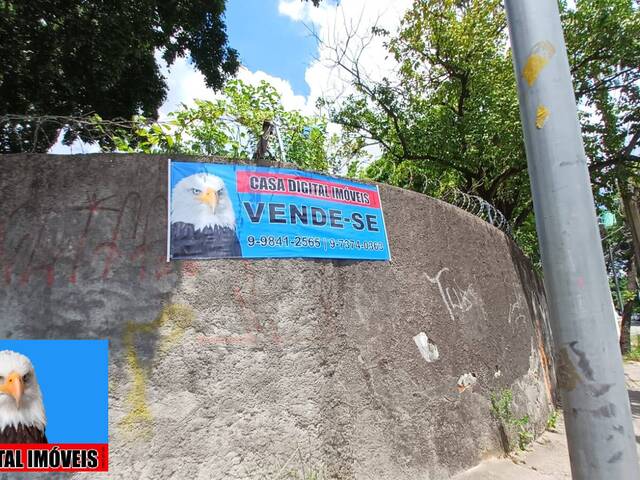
[49,57,310,154]
[50,1,414,161]
[277,0,306,22]
[277,0,412,166]
[236,67,309,113]
[157,56,310,116]
[158,0,413,120]
[158,55,221,118]
[278,0,413,110]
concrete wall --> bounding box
[0,154,556,480]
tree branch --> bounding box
[486,164,528,199]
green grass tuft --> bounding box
[624,336,640,362]
[546,409,559,431]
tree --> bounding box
[0,0,239,153]
[321,0,639,264]
[562,0,640,351]
[564,0,640,265]
[110,79,360,174]
[320,0,535,253]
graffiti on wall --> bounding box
[0,191,175,288]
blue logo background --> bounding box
[0,339,108,443]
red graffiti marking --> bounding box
[154,255,174,280]
[2,190,171,288]
[129,193,169,282]
[94,192,142,280]
[70,193,118,284]
[131,244,151,281]
[181,261,200,277]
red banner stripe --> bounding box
[236,171,381,208]
[0,443,108,472]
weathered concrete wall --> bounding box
[0,154,555,479]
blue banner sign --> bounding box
[168,160,390,260]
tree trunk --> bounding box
[620,257,637,354]
[621,183,640,270]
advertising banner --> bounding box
[168,161,391,260]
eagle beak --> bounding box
[198,187,218,211]
[0,372,24,408]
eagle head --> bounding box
[0,350,46,432]
[172,173,236,231]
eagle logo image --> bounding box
[0,350,47,443]
[171,172,242,258]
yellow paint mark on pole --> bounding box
[119,304,195,438]
[522,41,556,87]
[536,105,550,129]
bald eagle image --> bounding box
[171,172,242,259]
[0,350,47,443]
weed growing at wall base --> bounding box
[490,389,534,451]
[513,414,534,450]
[546,409,559,431]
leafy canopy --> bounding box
[112,79,358,173]
[330,0,530,224]
[0,0,239,153]
[325,0,639,264]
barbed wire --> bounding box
[0,113,145,153]
[3,114,514,236]
[0,113,136,128]
[443,189,513,236]
[0,113,254,154]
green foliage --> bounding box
[0,0,239,153]
[330,0,530,223]
[490,388,514,423]
[563,0,640,309]
[111,79,354,173]
[563,0,640,179]
[490,389,534,451]
[546,409,559,431]
[325,0,640,264]
[283,470,325,480]
[513,415,534,450]
[624,336,640,362]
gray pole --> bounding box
[504,1,640,478]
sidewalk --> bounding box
[453,362,640,479]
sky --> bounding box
[50,0,413,154]
[160,0,413,115]
[226,0,317,97]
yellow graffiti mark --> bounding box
[557,347,581,392]
[535,105,550,129]
[522,41,556,87]
[119,304,195,438]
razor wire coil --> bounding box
[443,189,513,236]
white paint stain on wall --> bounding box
[413,332,439,363]
[457,373,478,392]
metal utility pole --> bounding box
[504,1,640,478]
[253,120,275,167]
